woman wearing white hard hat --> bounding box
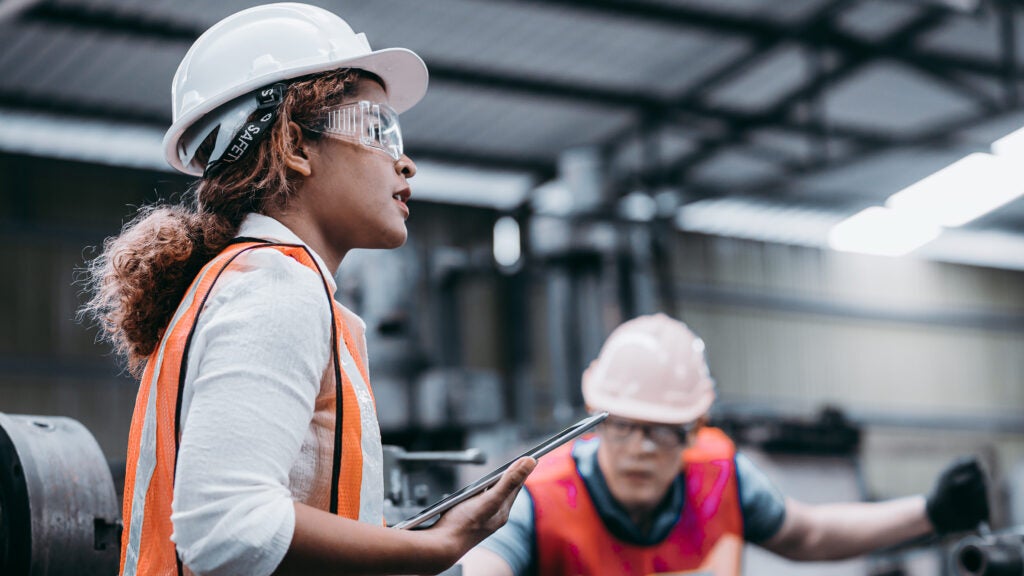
[82,4,534,575]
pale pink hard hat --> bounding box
[582,313,715,425]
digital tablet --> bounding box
[391,411,609,530]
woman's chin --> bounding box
[379,227,408,249]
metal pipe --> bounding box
[955,534,1024,576]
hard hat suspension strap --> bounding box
[203,83,288,178]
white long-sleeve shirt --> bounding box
[170,214,383,576]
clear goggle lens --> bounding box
[317,100,403,160]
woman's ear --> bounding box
[283,121,312,176]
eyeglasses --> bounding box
[312,100,403,161]
[601,416,695,448]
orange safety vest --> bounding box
[119,240,375,576]
[529,427,744,576]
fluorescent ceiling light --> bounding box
[886,153,1024,227]
[676,197,842,247]
[992,125,1024,158]
[829,207,941,256]
[674,196,1024,269]
[919,227,1024,270]
[492,216,522,268]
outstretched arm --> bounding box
[761,456,989,561]
[761,495,931,561]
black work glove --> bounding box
[925,456,990,535]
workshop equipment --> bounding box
[0,412,121,576]
[955,530,1024,576]
[382,445,486,524]
[381,445,486,576]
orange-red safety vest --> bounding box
[119,240,375,576]
[529,427,744,576]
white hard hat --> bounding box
[163,2,429,175]
[582,314,715,425]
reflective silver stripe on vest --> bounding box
[336,337,383,524]
[122,264,216,576]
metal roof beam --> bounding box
[24,0,1024,82]
[21,2,199,41]
[690,98,1018,203]
[671,0,859,104]
[16,0,1003,188]
[662,7,955,184]
[427,63,891,148]
[0,92,168,126]
[17,1,882,151]
[495,0,1021,81]
[17,1,1005,144]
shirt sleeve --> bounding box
[736,451,787,543]
[475,488,536,576]
[170,249,333,576]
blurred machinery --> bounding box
[0,413,121,576]
[715,405,862,456]
[379,445,488,576]
[954,530,1024,576]
[336,243,507,435]
[381,444,486,527]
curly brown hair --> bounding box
[80,68,373,375]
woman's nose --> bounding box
[396,154,416,178]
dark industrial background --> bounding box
[2,1,1023,574]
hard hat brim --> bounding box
[583,390,715,426]
[162,46,429,176]
[585,391,712,424]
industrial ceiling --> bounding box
[2,0,1024,267]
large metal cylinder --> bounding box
[0,413,121,576]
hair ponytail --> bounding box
[79,201,239,375]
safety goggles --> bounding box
[313,100,403,160]
[601,416,696,449]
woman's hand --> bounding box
[279,457,536,575]
[429,457,537,556]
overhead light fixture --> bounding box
[886,153,1024,227]
[828,207,941,257]
[492,216,522,269]
[676,197,841,247]
[992,125,1024,158]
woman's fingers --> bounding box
[426,456,537,559]
[472,457,536,529]
[490,457,536,501]
[439,457,536,527]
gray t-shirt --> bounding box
[476,438,786,576]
